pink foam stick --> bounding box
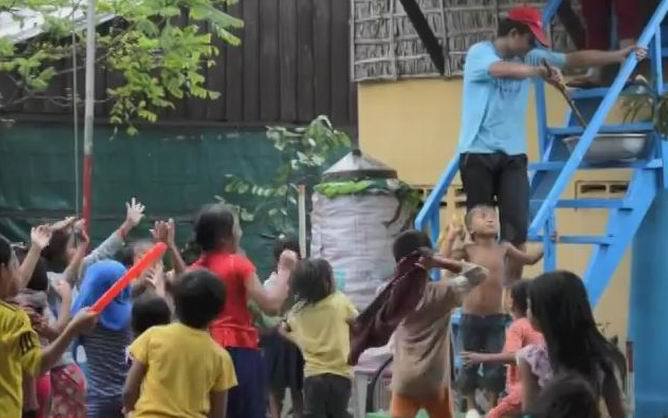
[90,242,168,313]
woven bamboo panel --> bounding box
[351,0,581,81]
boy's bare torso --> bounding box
[458,243,507,316]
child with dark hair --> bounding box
[383,230,487,418]
[160,203,296,418]
[41,201,144,418]
[0,236,98,418]
[520,271,627,418]
[261,236,304,418]
[123,269,237,418]
[281,258,357,418]
[460,280,544,418]
[443,207,543,418]
[72,260,133,418]
[533,373,602,418]
[130,294,171,337]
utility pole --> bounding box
[82,0,96,231]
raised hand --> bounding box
[31,225,53,250]
[125,198,146,228]
[50,216,77,231]
[68,308,99,334]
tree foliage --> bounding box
[0,0,242,133]
[217,115,352,236]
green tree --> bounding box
[218,115,352,236]
[0,0,242,133]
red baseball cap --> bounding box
[507,6,549,47]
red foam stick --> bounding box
[90,242,168,313]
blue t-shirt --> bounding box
[457,41,567,156]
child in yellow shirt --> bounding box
[282,258,358,418]
[0,236,97,418]
[123,269,238,418]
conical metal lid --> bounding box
[322,148,397,181]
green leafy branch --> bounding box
[220,115,351,236]
[0,0,243,134]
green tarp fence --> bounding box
[0,121,284,276]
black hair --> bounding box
[290,258,334,304]
[528,271,626,395]
[131,294,172,336]
[392,230,432,262]
[535,372,602,418]
[0,236,11,266]
[41,229,71,273]
[509,279,530,317]
[174,269,226,328]
[194,203,235,252]
[14,247,49,292]
[273,236,300,264]
[498,18,533,38]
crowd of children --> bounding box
[0,196,629,418]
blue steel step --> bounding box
[528,158,663,172]
[527,235,615,245]
[570,86,654,100]
[530,198,632,209]
[546,122,654,137]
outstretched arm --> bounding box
[565,46,647,69]
[246,250,297,315]
[461,351,516,366]
[18,225,52,289]
[504,242,544,266]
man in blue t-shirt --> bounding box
[455,6,645,418]
[457,6,645,271]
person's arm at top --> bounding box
[155,219,187,276]
[18,225,52,289]
[38,309,98,374]
[246,250,297,315]
[440,221,466,259]
[565,45,647,69]
[82,198,146,272]
[504,242,544,266]
[122,361,147,414]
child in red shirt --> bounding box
[460,279,543,418]
[167,204,296,418]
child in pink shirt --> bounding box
[460,279,543,418]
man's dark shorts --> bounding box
[459,152,529,246]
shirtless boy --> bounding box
[442,205,543,418]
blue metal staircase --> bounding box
[416,0,668,307]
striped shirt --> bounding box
[81,324,131,400]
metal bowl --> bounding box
[563,133,649,163]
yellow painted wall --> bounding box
[357,78,631,342]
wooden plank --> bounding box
[224,0,244,122]
[296,0,315,122]
[259,0,280,121]
[242,0,260,121]
[206,19,226,120]
[279,0,298,122]
[313,0,332,118]
[330,0,350,125]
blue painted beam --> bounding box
[528,159,663,172]
[530,0,668,237]
[530,199,630,209]
[414,154,460,231]
[547,122,654,137]
[527,235,614,245]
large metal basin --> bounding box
[563,133,649,163]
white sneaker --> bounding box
[465,409,482,418]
